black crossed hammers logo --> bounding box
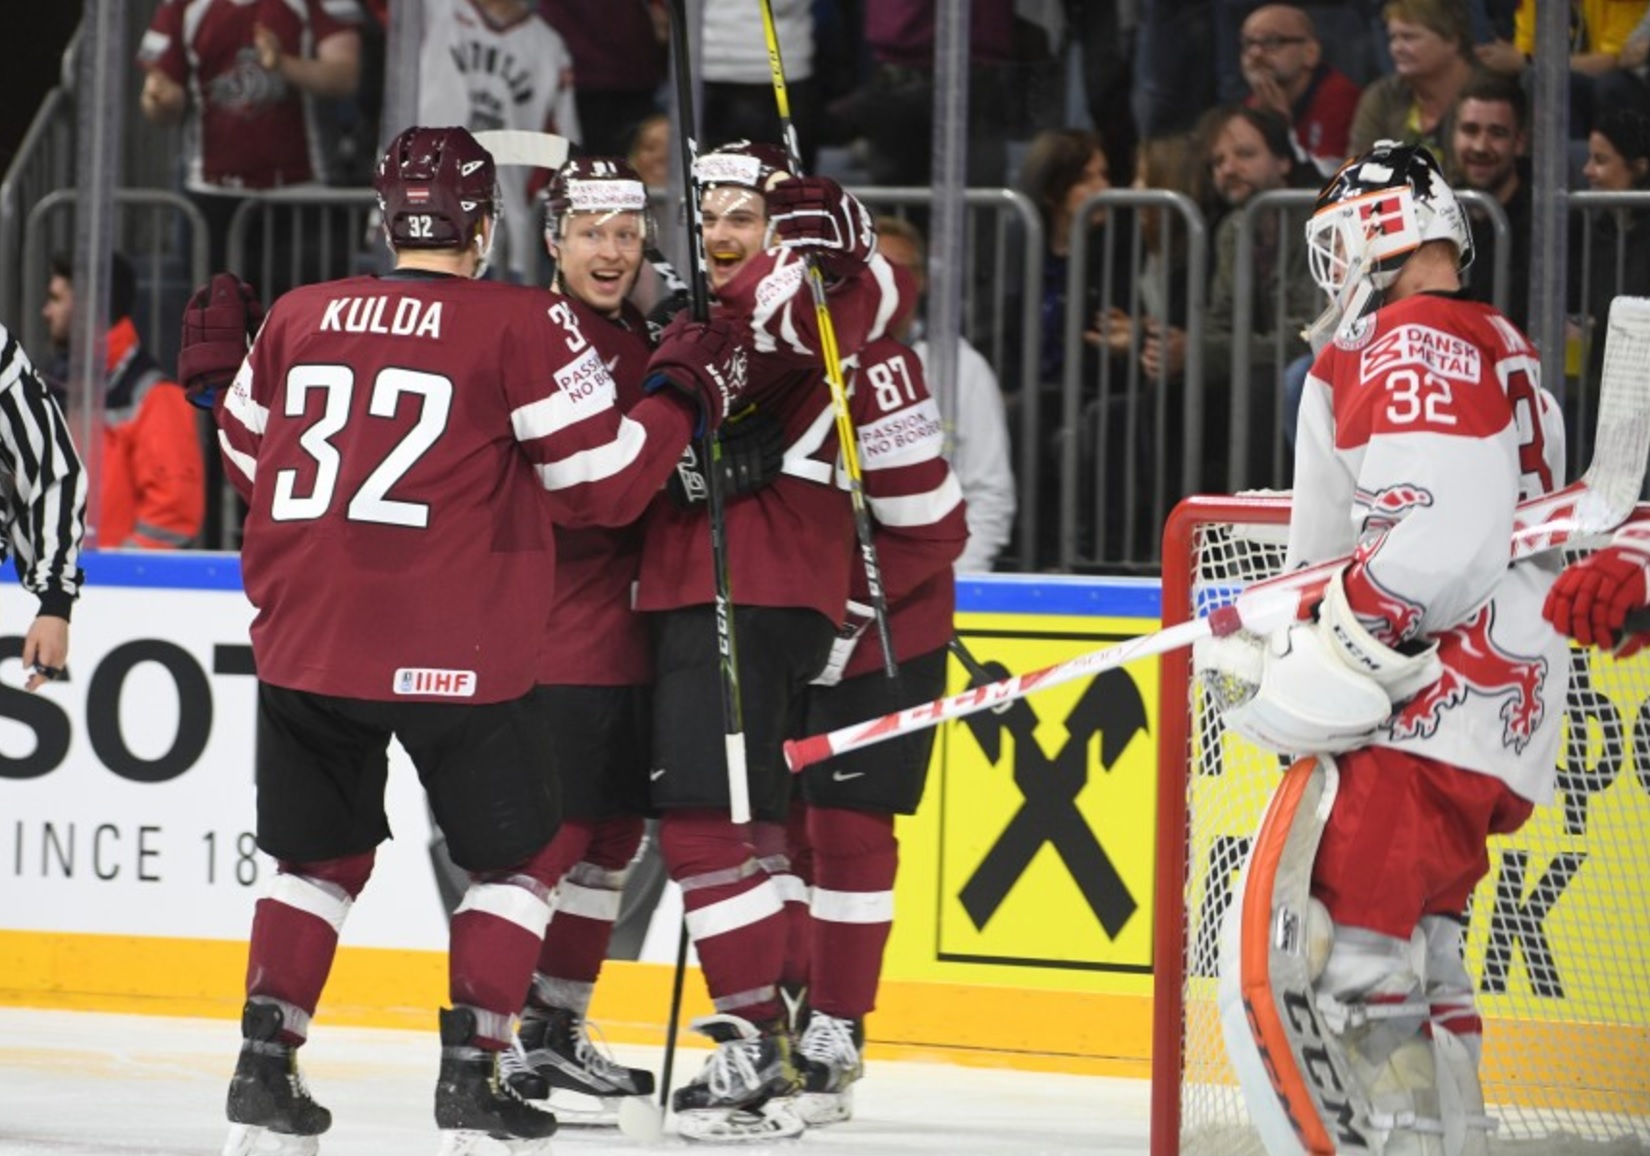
[957,659,1148,939]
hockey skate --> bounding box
[792,1012,864,1126]
[672,1014,804,1143]
[221,1001,330,1156]
[434,1008,557,1156]
[503,1006,655,1126]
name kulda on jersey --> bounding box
[320,295,444,339]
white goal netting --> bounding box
[1153,495,1650,1156]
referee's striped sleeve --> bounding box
[0,326,86,619]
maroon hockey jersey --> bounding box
[218,272,695,702]
[840,335,968,678]
[635,249,902,621]
[538,298,656,686]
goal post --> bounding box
[1152,494,1650,1156]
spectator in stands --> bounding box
[539,0,666,158]
[1144,105,1320,487]
[137,0,362,276]
[1571,108,1650,411]
[1349,0,1478,174]
[828,0,1024,187]
[1452,71,1532,329]
[418,0,580,283]
[627,111,672,191]
[40,252,203,550]
[1016,128,1126,389]
[875,216,1017,573]
[1475,1,1650,138]
[1240,4,1364,175]
[701,0,821,171]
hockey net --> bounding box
[1152,493,1650,1156]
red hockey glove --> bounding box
[766,176,876,279]
[665,404,786,507]
[179,273,264,411]
[644,313,751,432]
[1544,540,1650,657]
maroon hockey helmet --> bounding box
[374,126,498,251]
[544,156,656,245]
[692,140,794,192]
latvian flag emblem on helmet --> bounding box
[406,187,431,204]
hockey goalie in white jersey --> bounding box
[1198,141,1569,1155]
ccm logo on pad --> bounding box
[394,668,478,697]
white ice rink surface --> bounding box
[0,1007,1153,1155]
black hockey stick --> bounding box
[757,0,898,679]
[667,0,750,826]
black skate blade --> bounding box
[221,1123,321,1156]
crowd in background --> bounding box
[18,0,1650,568]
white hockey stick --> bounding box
[471,129,570,170]
[784,295,1650,772]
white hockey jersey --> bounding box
[417,0,581,281]
[1287,291,1569,803]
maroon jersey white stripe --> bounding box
[839,336,966,678]
[218,273,693,702]
[635,249,902,621]
[539,300,655,686]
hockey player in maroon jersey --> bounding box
[632,140,902,1141]
[784,273,969,1127]
[187,125,752,1156]
[502,155,789,1125]
[1200,142,1567,1155]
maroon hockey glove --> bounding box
[645,313,751,432]
[766,176,876,279]
[179,273,264,410]
[665,404,786,506]
[1544,542,1650,657]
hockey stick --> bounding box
[786,295,1650,772]
[757,0,898,679]
[661,2,752,826]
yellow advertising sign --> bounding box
[884,611,1160,998]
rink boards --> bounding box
[0,554,1645,1083]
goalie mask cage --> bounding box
[1151,493,1650,1156]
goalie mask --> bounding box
[1304,141,1472,346]
[374,126,498,264]
[544,156,656,248]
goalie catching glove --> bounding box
[766,177,876,279]
[666,405,786,507]
[811,601,875,687]
[178,272,265,410]
[1196,569,1441,755]
[1543,523,1650,657]
[644,313,752,433]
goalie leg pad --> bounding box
[1220,756,1381,1155]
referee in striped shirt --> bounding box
[0,323,85,690]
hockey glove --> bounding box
[1544,526,1650,656]
[644,313,752,433]
[811,601,875,687]
[665,405,787,507]
[766,177,876,279]
[1196,570,1440,756]
[646,288,692,345]
[179,273,264,411]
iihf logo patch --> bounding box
[393,668,478,697]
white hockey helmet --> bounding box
[1304,141,1472,334]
